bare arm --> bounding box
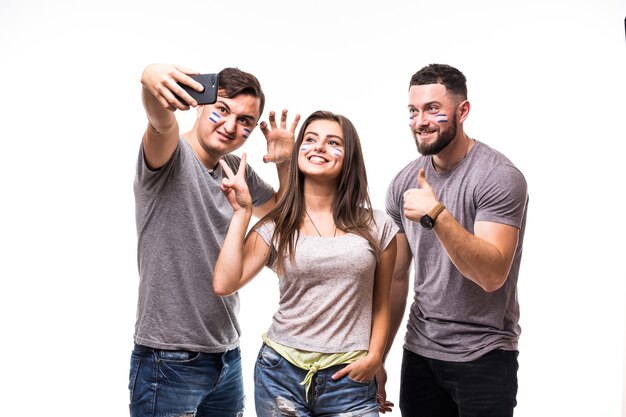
[403,168,518,292]
[213,154,271,296]
[376,233,412,413]
[433,214,519,292]
[384,233,412,360]
[140,64,203,169]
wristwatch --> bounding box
[420,203,445,230]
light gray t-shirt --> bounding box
[386,141,528,362]
[255,210,398,353]
[134,137,274,353]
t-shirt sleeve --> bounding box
[374,210,400,251]
[254,221,275,246]
[135,137,182,191]
[385,176,405,233]
[475,164,528,228]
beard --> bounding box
[413,113,457,156]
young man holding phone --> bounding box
[128,63,300,417]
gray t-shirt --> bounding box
[386,141,528,362]
[134,137,274,353]
[255,210,398,353]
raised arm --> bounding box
[213,154,272,296]
[140,63,204,169]
[403,169,519,292]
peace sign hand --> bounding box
[219,153,253,213]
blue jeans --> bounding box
[400,348,519,417]
[128,344,244,417]
[254,343,379,417]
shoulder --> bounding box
[371,209,399,237]
[472,142,527,191]
[253,219,276,243]
[389,158,424,185]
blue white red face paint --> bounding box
[209,111,221,124]
[243,128,251,139]
[409,112,449,126]
[300,143,314,153]
[434,113,448,123]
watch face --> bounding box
[420,215,434,230]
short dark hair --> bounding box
[217,67,266,118]
[409,64,467,101]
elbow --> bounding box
[479,272,508,293]
[213,280,235,297]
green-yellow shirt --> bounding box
[262,334,367,401]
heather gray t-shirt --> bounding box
[134,137,274,353]
[255,210,398,353]
[386,141,528,362]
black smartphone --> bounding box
[176,73,219,105]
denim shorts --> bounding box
[128,344,244,417]
[254,343,379,417]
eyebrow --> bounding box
[408,100,442,109]
[215,100,257,123]
[305,131,343,142]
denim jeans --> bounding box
[400,348,519,417]
[128,344,244,417]
[254,343,379,417]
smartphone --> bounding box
[176,73,219,105]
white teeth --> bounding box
[309,156,327,163]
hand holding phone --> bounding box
[176,73,219,106]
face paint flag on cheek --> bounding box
[209,111,221,124]
[332,148,343,157]
[435,113,448,123]
[243,128,251,139]
[300,144,313,152]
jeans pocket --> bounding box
[255,344,283,369]
[346,375,374,386]
[128,355,141,402]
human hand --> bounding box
[141,63,202,111]
[331,355,381,384]
[375,366,394,413]
[260,109,300,165]
[403,168,440,223]
[218,153,253,213]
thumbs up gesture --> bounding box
[403,168,441,223]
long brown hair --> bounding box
[251,110,380,275]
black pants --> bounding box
[400,348,518,417]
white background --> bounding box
[1,0,625,415]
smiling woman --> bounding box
[213,110,398,416]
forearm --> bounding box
[367,302,389,363]
[213,210,252,296]
[384,271,409,362]
[274,160,291,203]
[434,210,515,292]
[142,87,178,135]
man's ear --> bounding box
[458,100,471,123]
